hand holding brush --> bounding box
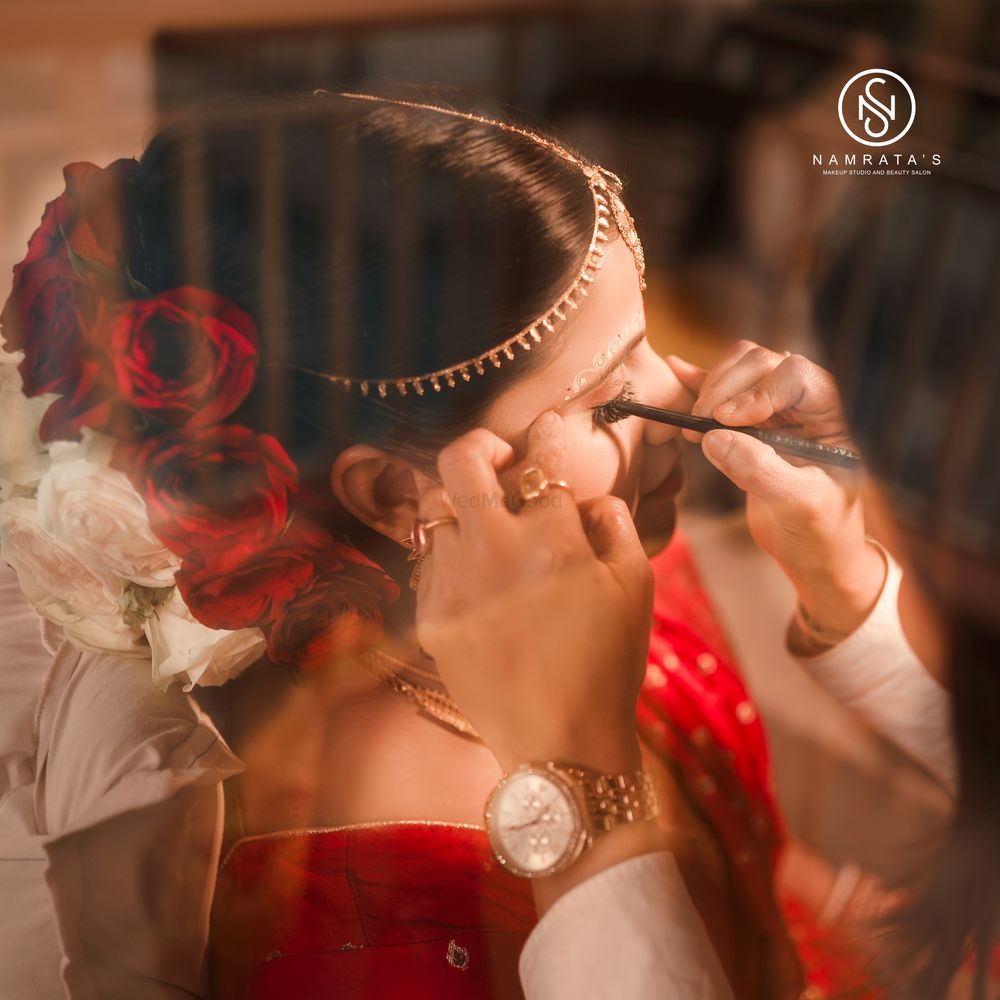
[606,397,861,470]
[660,345,886,642]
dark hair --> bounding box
[126,90,601,572]
[813,173,1000,998]
[883,610,1000,997]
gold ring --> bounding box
[403,516,459,559]
[517,466,573,503]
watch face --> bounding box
[485,767,584,878]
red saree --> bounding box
[211,533,871,999]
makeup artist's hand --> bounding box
[667,343,885,641]
[413,410,653,776]
[414,411,665,915]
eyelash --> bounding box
[592,379,637,427]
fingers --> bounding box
[416,483,456,522]
[524,410,569,482]
[519,411,579,523]
[714,354,844,428]
[684,339,762,415]
[670,341,780,443]
[413,485,462,591]
[691,344,786,421]
[701,429,827,508]
[578,495,652,592]
[664,354,708,395]
[436,428,515,534]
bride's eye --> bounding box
[591,379,636,427]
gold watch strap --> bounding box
[553,765,659,834]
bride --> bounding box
[0,90,880,998]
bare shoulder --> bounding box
[228,662,501,836]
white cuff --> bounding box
[520,851,734,1000]
[793,542,955,791]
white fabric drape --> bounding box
[0,564,242,999]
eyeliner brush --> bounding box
[611,399,862,471]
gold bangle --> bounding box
[792,602,852,649]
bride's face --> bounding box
[483,238,691,552]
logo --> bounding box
[837,68,916,147]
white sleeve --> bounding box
[38,655,244,1000]
[793,544,956,792]
[519,851,735,1000]
[0,560,244,999]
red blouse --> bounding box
[211,534,873,1000]
[211,822,535,999]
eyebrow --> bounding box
[563,327,647,404]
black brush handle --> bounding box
[615,401,862,470]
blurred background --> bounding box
[3,0,997,892]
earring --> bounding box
[400,532,424,591]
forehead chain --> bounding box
[286,91,646,399]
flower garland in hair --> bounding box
[0,159,399,688]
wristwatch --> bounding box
[484,762,659,878]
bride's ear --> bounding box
[330,445,430,543]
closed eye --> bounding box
[592,379,637,427]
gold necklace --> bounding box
[365,645,443,685]
[358,648,481,741]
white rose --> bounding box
[0,496,145,655]
[144,589,265,691]
[0,352,51,500]
[38,431,180,588]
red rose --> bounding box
[1,160,137,353]
[8,257,99,396]
[175,524,320,631]
[1,159,139,439]
[54,159,138,272]
[15,194,63,276]
[107,287,259,428]
[4,260,125,442]
[266,577,390,670]
[119,424,297,566]
[20,160,136,274]
[176,512,399,662]
[37,360,115,443]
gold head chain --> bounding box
[288,90,647,399]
